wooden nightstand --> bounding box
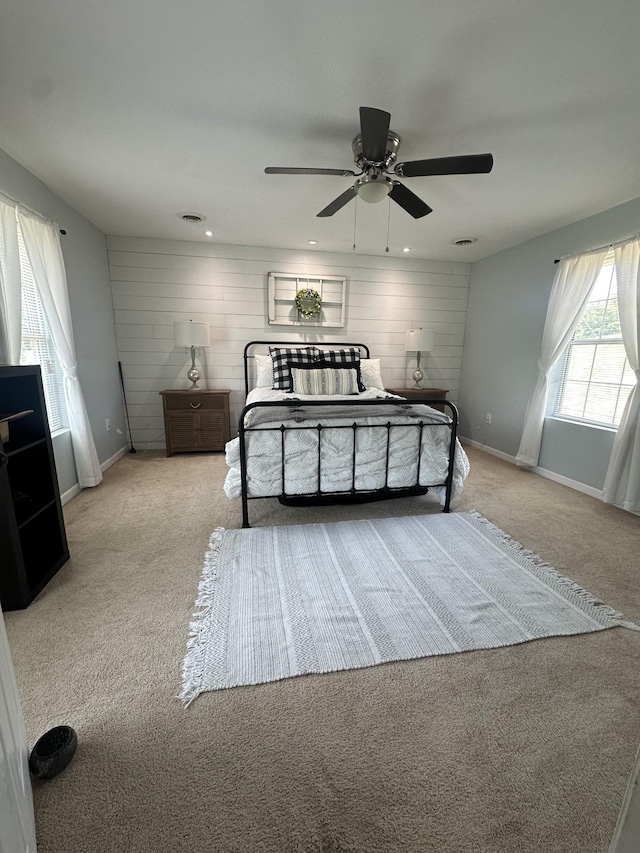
[386,387,449,412]
[160,389,231,457]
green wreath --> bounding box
[295,287,322,319]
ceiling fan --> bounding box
[265,106,494,219]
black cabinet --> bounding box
[0,365,69,610]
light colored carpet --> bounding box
[4,445,640,853]
[182,512,634,702]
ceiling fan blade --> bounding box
[265,167,356,176]
[317,186,357,217]
[395,153,494,178]
[389,183,433,219]
[359,107,391,163]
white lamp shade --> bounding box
[404,328,435,353]
[173,320,210,348]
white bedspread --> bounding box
[224,387,469,504]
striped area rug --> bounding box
[180,511,634,704]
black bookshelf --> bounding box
[0,365,69,610]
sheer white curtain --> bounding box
[602,239,640,513]
[16,207,102,487]
[516,249,609,467]
[0,194,22,364]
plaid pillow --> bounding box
[317,348,366,391]
[269,346,320,391]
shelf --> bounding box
[0,365,69,610]
[6,437,47,458]
[20,504,66,589]
[0,376,47,450]
[16,498,57,531]
[9,441,56,525]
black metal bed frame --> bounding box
[237,340,459,528]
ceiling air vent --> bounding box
[452,237,477,246]
[178,212,206,223]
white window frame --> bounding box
[267,272,347,327]
[17,225,68,433]
[553,251,633,429]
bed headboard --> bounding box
[243,340,371,396]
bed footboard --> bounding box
[237,398,459,528]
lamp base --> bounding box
[411,368,424,389]
[187,367,201,390]
[186,346,201,389]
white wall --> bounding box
[106,236,470,446]
[0,147,126,494]
[459,195,640,493]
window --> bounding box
[555,252,634,427]
[18,227,67,433]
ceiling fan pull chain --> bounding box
[353,197,358,251]
[385,197,391,253]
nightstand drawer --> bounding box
[386,388,449,411]
[163,392,226,411]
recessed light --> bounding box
[403,247,411,253]
[452,237,478,246]
[308,240,318,245]
[204,230,213,237]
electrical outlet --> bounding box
[485,413,492,424]
[105,418,111,431]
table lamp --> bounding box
[173,320,210,390]
[404,328,435,388]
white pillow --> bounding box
[360,358,384,390]
[291,366,359,396]
[255,353,274,388]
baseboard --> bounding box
[460,436,604,501]
[60,445,129,506]
[531,465,603,500]
[460,437,516,465]
[101,445,129,472]
[60,484,81,506]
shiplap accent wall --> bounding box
[107,236,470,448]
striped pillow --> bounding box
[317,348,366,391]
[290,365,360,396]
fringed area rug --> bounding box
[180,511,637,704]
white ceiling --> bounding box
[1,0,639,262]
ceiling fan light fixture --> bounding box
[355,175,391,204]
